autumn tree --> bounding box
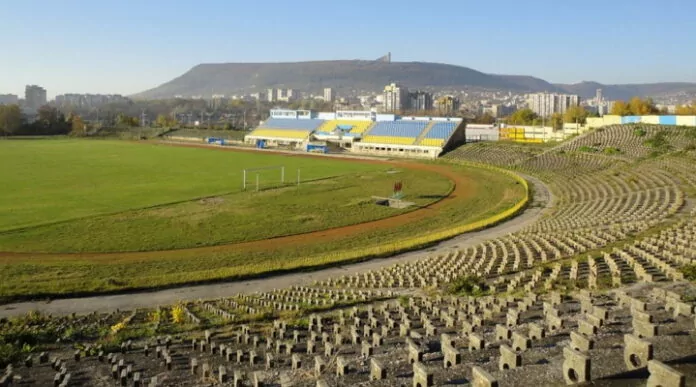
[611,97,658,116]
[563,105,589,124]
[35,105,69,135]
[116,113,139,127]
[550,113,563,130]
[0,104,23,136]
[472,112,496,125]
[506,108,538,125]
[70,114,87,136]
[155,114,178,128]
[628,97,658,115]
[610,100,631,116]
[675,102,696,115]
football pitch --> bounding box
[0,139,526,299]
[0,139,452,252]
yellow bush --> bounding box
[110,322,126,335]
[171,303,186,324]
[148,308,162,324]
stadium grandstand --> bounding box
[244,110,466,158]
[245,109,321,148]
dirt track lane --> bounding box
[0,174,552,317]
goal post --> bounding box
[242,165,292,191]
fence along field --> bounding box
[0,139,526,299]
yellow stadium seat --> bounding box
[362,135,415,145]
[248,129,310,140]
[419,138,445,147]
[317,120,374,134]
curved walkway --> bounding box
[0,174,552,317]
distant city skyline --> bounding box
[1,0,695,97]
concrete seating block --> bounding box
[499,344,521,370]
[570,331,593,352]
[362,342,373,358]
[413,362,433,387]
[233,370,243,387]
[190,358,198,375]
[314,356,326,376]
[495,324,511,341]
[546,314,564,332]
[370,358,386,380]
[408,339,423,364]
[442,341,461,368]
[528,323,545,340]
[562,347,591,385]
[624,334,653,370]
[632,319,658,338]
[472,365,499,387]
[647,360,685,387]
[578,319,598,336]
[512,331,531,351]
[252,371,266,387]
[441,333,455,347]
[469,333,485,351]
[336,356,348,376]
[291,354,301,370]
[372,332,383,347]
[633,310,653,323]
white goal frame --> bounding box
[242,165,285,191]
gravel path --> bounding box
[0,174,552,317]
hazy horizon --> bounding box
[1,0,695,98]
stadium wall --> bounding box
[676,116,696,126]
[499,125,558,143]
[465,124,499,142]
[352,142,442,159]
[588,115,696,127]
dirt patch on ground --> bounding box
[0,143,484,259]
[198,197,225,205]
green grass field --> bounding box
[0,139,527,300]
[0,139,452,252]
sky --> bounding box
[1,0,695,98]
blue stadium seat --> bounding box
[260,118,324,131]
[369,121,427,137]
[425,122,457,139]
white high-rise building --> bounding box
[267,88,277,102]
[527,92,580,117]
[25,85,47,110]
[0,94,19,105]
[383,83,409,112]
[323,87,334,102]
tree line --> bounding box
[0,105,85,137]
[609,97,696,116]
[499,105,593,128]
